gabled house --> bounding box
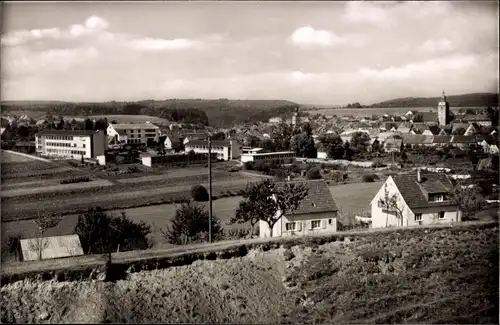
[479,136,499,154]
[182,132,208,145]
[410,123,435,135]
[464,124,478,136]
[163,133,183,151]
[462,114,492,127]
[451,135,476,150]
[383,136,403,153]
[259,180,338,238]
[370,171,460,228]
[451,123,469,135]
[396,122,413,134]
[402,134,434,148]
[432,135,452,147]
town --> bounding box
[1,1,498,324]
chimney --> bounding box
[417,169,422,183]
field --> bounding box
[1,151,42,163]
[88,115,170,125]
[1,222,497,323]
[2,196,246,247]
[329,181,384,215]
[304,106,469,117]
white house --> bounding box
[184,139,241,161]
[35,130,107,159]
[182,132,208,146]
[107,123,160,145]
[259,180,339,238]
[370,170,460,229]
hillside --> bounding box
[1,222,498,324]
[0,99,299,127]
[368,92,498,108]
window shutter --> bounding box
[307,221,312,230]
[321,220,327,229]
[297,222,302,231]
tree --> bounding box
[162,201,222,245]
[351,132,371,155]
[380,184,405,227]
[84,118,94,130]
[211,132,225,140]
[191,185,209,202]
[412,113,423,122]
[16,125,30,138]
[465,108,476,115]
[306,167,322,180]
[450,179,485,221]
[290,133,316,158]
[273,182,310,233]
[56,117,65,130]
[452,127,466,136]
[75,207,152,254]
[319,134,344,159]
[371,139,381,153]
[29,210,62,260]
[94,118,108,131]
[271,122,293,151]
[343,141,353,160]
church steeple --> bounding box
[441,89,447,101]
[437,89,450,126]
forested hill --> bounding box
[1,99,299,127]
[368,93,498,108]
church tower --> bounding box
[437,90,450,126]
[292,107,299,127]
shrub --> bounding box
[60,176,91,184]
[127,166,140,173]
[244,162,254,170]
[362,174,377,182]
[306,167,322,180]
[191,185,209,202]
[1,234,21,262]
[237,189,246,196]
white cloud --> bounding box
[359,54,478,80]
[126,38,198,52]
[342,1,388,24]
[289,26,365,48]
[3,47,99,76]
[419,38,454,53]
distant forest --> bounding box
[0,99,299,127]
[367,93,498,108]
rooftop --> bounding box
[36,129,99,136]
[391,172,455,209]
[276,179,339,214]
[110,123,159,130]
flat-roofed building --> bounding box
[35,129,107,159]
[107,123,160,145]
[184,139,242,161]
[241,151,296,164]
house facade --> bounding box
[370,171,460,229]
[35,130,107,159]
[241,151,296,163]
[107,123,160,145]
[184,139,241,161]
[259,180,338,238]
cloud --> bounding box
[1,15,110,46]
[359,54,478,80]
[418,38,454,53]
[342,2,388,24]
[3,47,99,77]
[289,26,365,48]
[126,38,197,52]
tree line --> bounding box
[1,99,300,127]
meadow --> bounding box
[1,222,497,324]
[88,114,170,125]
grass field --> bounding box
[2,196,246,247]
[1,223,497,323]
[88,115,170,125]
[329,181,384,215]
[1,151,47,164]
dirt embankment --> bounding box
[1,223,498,324]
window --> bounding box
[438,212,445,219]
[328,219,333,225]
[414,213,422,221]
[429,194,445,202]
[82,144,86,148]
[311,220,321,229]
[285,222,296,231]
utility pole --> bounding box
[208,135,212,243]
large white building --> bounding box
[107,123,160,145]
[240,151,296,164]
[184,139,241,161]
[35,130,107,159]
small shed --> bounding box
[20,234,84,262]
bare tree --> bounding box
[28,210,62,260]
[381,184,405,227]
[450,178,485,222]
[274,182,310,235]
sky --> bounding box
[1,1,498,105]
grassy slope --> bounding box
[1,223,498,324]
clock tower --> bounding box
[437,90,450,126]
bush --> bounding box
[60,176,91,184]
[74,207,152,255]
[244,162,254,170]
[362,174,377,182]
[306,167,322,180]
[1,234,21,262]
[191,185,209,202]
[127,166,140,173]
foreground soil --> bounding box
[1,225,498,324]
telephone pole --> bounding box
[208,135,212,243]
